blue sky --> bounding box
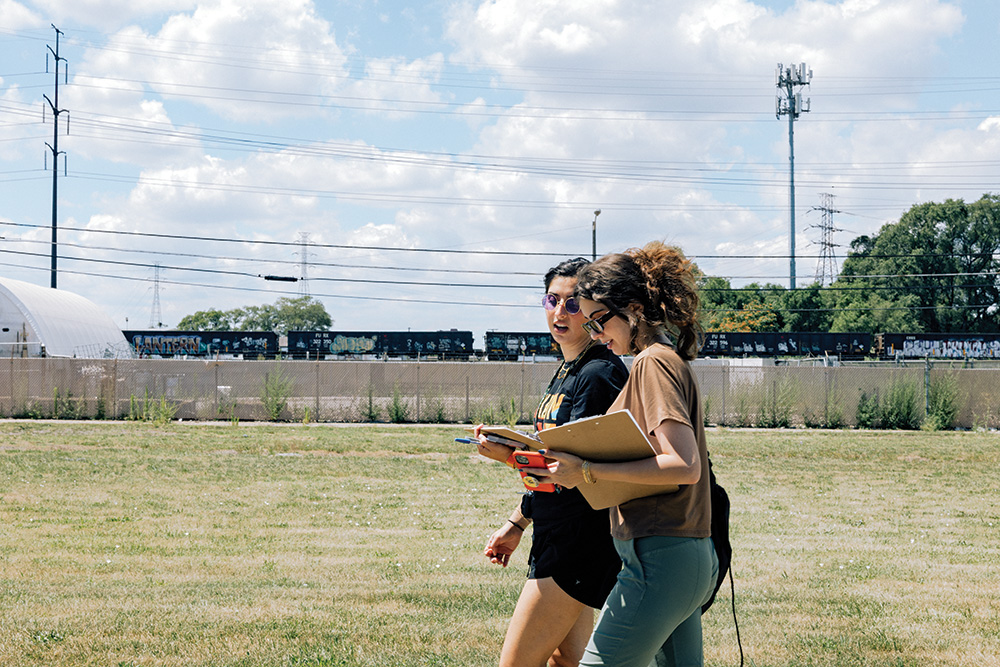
[1,0,998,344]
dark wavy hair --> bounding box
[544,257,590,290]
[574,242,702,360]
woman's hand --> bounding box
[531,449,586,489]
[473,424,516,464]
[483,522,523,567]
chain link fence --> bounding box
[1,356,997,429]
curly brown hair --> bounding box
[574,241,702,360]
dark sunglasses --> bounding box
[542,293,581,314]
[582,309,618,335]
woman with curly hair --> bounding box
[538,241,718,667]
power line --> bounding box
[3,256,989,315]
[3,245,994,295]
[0,260,535,309]
[0,247,541,289]
[0,221,569,256]
[2,220,996,263]
[0,234,546,276]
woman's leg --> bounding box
[579,537,715,667]
[500,577,594,667]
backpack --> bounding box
[702,456,732,614]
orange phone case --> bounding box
[512,451,556,492]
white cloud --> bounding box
[66,0,348,123]
[448,0,964,107]
[0,0,44,28]
[28,0,196,30]
[343,54,445,117]
[979,117,1000,133]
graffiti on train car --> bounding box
[123,330,277,357]
[330,334,378,354]
[900,337,1000,359]
[129,334,203,357]
[484,331,559,359]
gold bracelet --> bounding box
[581,460,596,484]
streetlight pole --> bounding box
[592,209,601,261]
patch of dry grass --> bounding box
[1,422,998,666]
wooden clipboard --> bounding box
[481,410,679,510]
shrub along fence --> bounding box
[1,356,997,430]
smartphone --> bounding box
[512,451,556,493]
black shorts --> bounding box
[527,510,622,609]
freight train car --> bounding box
[122,330,279,358]
[287,330,474,359]
[484,331,559,361]
[876,332,1000,359]
[701,332,872,359]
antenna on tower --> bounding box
[810,193,842,286]
[776,62,813,290]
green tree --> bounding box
[778,282,832,332]
[176,308,238,331]
[828,290,921,333]
[834,195,1000,333]
[176,297,331,335]
[701,281,785,332]
[273,296,332,332]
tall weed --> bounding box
[882,379,922,430]
[388,384,410,423]
[924,373,961,431]
[260,366,292,421]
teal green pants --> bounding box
[580,535,718,667]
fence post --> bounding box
[6,354,12,416]
[465,375,470,423]
[924,357,931,416]
[111,358,119,418]
[314,361,320,421]
[721,362,728,427]
[416,360,421,423]
[519,358,525,421]
[824,366,830,424]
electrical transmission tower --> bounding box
[810,193,842,286]
[295,232,313,296]
[43,24,69,289]
[776,62,812,290]
[149,263,163,328]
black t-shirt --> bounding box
[523,343,628,522]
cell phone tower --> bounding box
[776,62,812,289]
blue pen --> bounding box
[454,437,478,444]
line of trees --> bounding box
[176,296,332,334]
[700,194,1000,333]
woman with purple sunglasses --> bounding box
[474,257,628,667]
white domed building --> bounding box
[0,276,130,358]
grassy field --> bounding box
[1,421,998,667]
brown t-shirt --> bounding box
[606,342,711,541]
